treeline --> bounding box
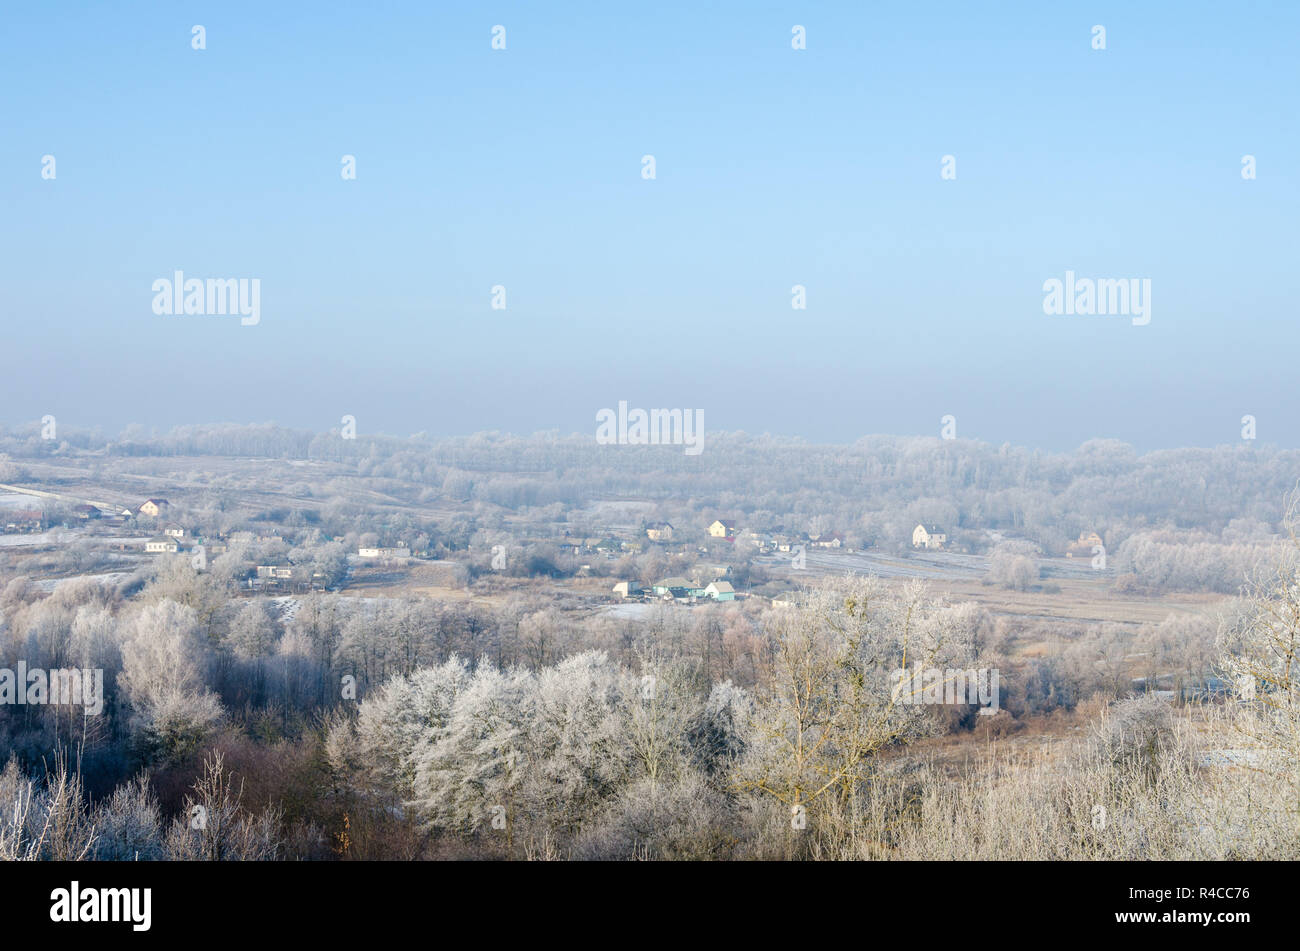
[3,424,1296,566]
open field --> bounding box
[757,549,1223,625]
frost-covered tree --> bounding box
[411,664,534,842]
[164,751,282,861]
[353,657,473,798]
[0,754,97,861]
[228,601,277,661]
[1217,556,1300,785]
[738,578,975,843]
[520,651,630,836]
[91,773,164,860]
[118,599,223,760]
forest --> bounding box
[0,423,1296,860]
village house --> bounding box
[358,546,412,560]
[771,592,800,609]
[693,562,732,580]
[912,524,947,550]
[645,522,674,542]
[138,499,170,517]
[813,531,845,549]
[1066,531,1105,558]
[611,581,643,599]
[704,581,736,601]
[652,576,692,598]
[256,565,294,580]
[773,533,808,553]
[163,524,187,539]
[3,509,43,533]
[707,519,739,539]
[145,535,179,554]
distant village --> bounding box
[607,519,956,608]
[2,484,1112,610]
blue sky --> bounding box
[3,1,1297,449]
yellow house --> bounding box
[1066,531,1104,558]
[138,498,170,517]
[708,519,738,538]
[912,524,947,550]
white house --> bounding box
[358,546,411,560]
[912,524,947,550]
[704,581,736,601]
[145,535,179,554]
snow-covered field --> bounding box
[32,571,133,593]
[758,548,1106,582]
[0,530,83,548]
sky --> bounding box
[2,1,1297,450]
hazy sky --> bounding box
[3,1,1297,450]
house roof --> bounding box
[143,498,169,506]
[655,576,692,588]
[707,581,735,593]
[146,535,176,546]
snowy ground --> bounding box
[270,596,302,623]
[31,571,133,593]
[600,602,657,620]
[757,547,1106,582]
[0,529,84,548]
[269,594,381,625]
